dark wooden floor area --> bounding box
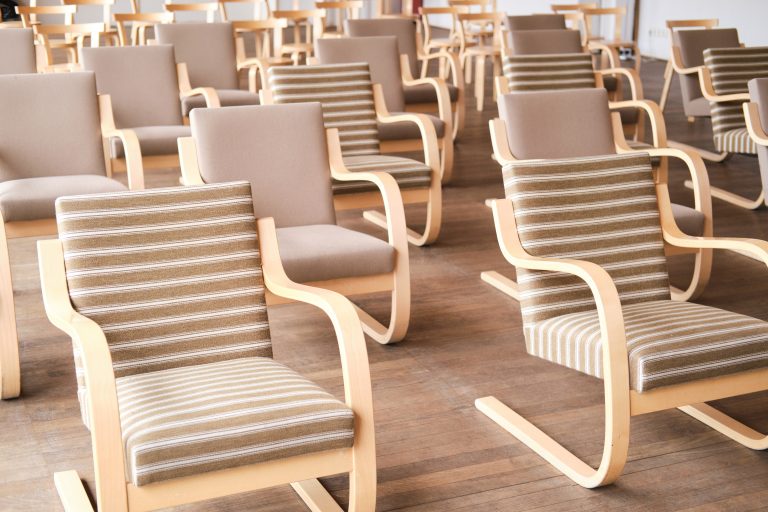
[1,58,767,511]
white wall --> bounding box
[637,0,768,60]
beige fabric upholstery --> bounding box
[749,78,768,202]
[529,300,768,392]
[337,155,432,194]
[509,29,583,55]
[276,224,395,282]
[505,14,566,32]
[82,45,184,128]
[117,356,354,486]
[111,125,191,158]
[190,104,336,228]
[403,82,460,104]
[346,18,419,79]
[0,72,107,182]
[155,22,239,90]
[503,53,596,91]
[182,89,260,117]
[0,28,36,75]
[378,113,445,140]
[674,29,740,118]
[0,176,125,222]
[316,36,406,112]
[669,203,705,237]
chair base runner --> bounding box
[684,180,765,210]
[480,271,521,300]
[353,304,403,345]
[291,479,345,512]
[668,140,729,163]
[678,403,768,450]
[363,209,434,246]
[54,471,94,512]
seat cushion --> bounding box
[670,203,706,236]
[111,125,192,158]
[714,128,757,154]
[377,114,446,141]
[335,155,433,195]
[0,175,125,222]
[276,224,395,283]
[182,89,260,117]
[403,82,460,104]
[117,357,355,486]
[526,300,768,392]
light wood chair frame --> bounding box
[16,4,78,69]
[316,1,362,38]
[178,121,411,344]
[218,0,272,22]
[456,11,503,112]
[0,90,144,400]
[744,99,768,210]
[163,1,219,23]
[273,9,326,65]
[38,213,376,511]
[481,96,714,303]
[419,6,461,62]
[581,7,641,72]
[62,0,120,46]
[476,171,768,488]
[114,12,174,46]
[34,22,106,72]
[232,18,291,93]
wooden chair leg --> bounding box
[292,479,344,512]
[54,471,95,512]
[668,140,730,163]
[670,247,713,302]
[0,220,20,400]
[474,56,486,112]
[480,271,520,300]
[363,178,442,246]
[659,60,673,112]
[353,274,409,345]
[463,53,473,85]
[679,403,768,450]
[684,181,765,210]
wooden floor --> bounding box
[1,58,767,511]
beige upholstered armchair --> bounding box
[482,89,713,303]
[476,151,768,488]
[39,181,376,511]
[264,62,443,247]
[155,22,261,118]
[81,45,209,177]
[744,78,768,208]
[0,28,36,74]
[179,103,411,345]
[346,17,466,141]
[316,35,455,182]
[0,72,139,400]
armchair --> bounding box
[273,9,325,65]
[265,62,443,247]
[476,152,768,488]
[744,78,768,208]
[163,1,219,22]
[316,0,361,38]
[61,0,120,46]
[218,0,271,21]
[113,12,174,46]
[0,28,36,74]
[40,181,375,511]
[456,11,503,112]
[0,72,137,399]
[179,104,410,345]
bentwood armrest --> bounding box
[609,99,665,146]
[176,62,221,108]
[588,40,620,68]
[237,58,270,94]
[670,45,702,76]
[256,216,375,418]
[98,94,146,190]
[600,67,643,100]
[489,117,517,166]
[414,50,464,90]
[744,102,768,145]
[400,54,454,133]
[699,66,750,103]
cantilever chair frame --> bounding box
[456,11,504,112]
[273,9,326,65]
[114,12,174,46]
[481,97,714,303]
[581,7,641,72]
[476,173,768,488]
[231,19,291,94]
[34,23,106,72]
[38,215,376,511]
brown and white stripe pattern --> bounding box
[268,63,380,156]
[56,182,272,425]
[527,300,768,391]
[116,357,355,486]
[704,46,768,154]
[503,153,670,329]
[334,155,432,194]
[502,53,596,91]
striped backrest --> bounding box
[268,62,380,157]
[704,46,768,147]
[502,52,595,91]
[56,182,272,382]
[503,154,670,328]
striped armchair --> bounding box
[38,182,376,511]
[476,152,768,489]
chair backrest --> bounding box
[504,152,670,328]
[164,1,219,22]
[316,0,362,35]
[345,18,419,79]
[502,52,595,92]
[749,78,768,198]
[156,22,238,90]
[498,88,614,160]
[674,28,740,108]
[82,45,182,129]
[55,181,272,381]
[0,28,36,74]
[219,0,271,21]
[190,103,337,228]
[581,7,625,42]
[704,46,768,153]
[268,62,379,157]
[508,28,582,55]
[272,9,324,44]
[505,14,566,31]
[316,36,404,113]
[0,72,106,182]
[62,0,114,24]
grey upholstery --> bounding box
[378,113,445,140]
[111,126,191,158]
[346,18,419,79]
[674,28,740,118]
[748,78,768,202]
[509,29,583,55]
[0,28,36,75]
[505,14,567,31]
[181,89,260,116]
[190,103,336,227]
[670,203,706,237]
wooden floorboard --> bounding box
[1,57,767,511]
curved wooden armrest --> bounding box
[489,117,516,165]
[179,86,221,108]
[104,128,146,190]
[600,66,643,100]
[588,40,620,68]
[373,84,440,175]
[400,57,453,132]
[744,102,768,146]
[416,50,463,89]
[670,45,702,75]
[256,217,374,413]
[699,67,749,102]
[609,99,665,146]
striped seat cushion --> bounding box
[117,357,355,486]
[502,53,596,91]
[704,47,768,154]
[268,63,380,157]
[335,155,432,194]
[527,300,768,391]
[55,182,272,426]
